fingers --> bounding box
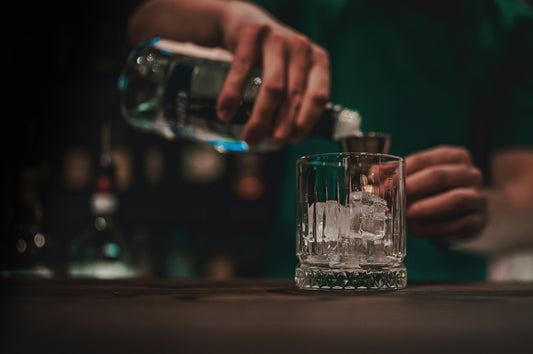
[407,188,486,220]
[272,34,311,141]
[407,163,483,203]
[405,144,483,205]
[242,32,287,146]
[245,34,328,146]
[216,23,266,122]
[217,18,330,147]
[405,145,489,242]
[292,45,330,143]
[409,211,488,242]
[405,145,474,175]
[407,187,488,241]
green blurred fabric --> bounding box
[255,0,533,280]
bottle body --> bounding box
[119,38,362,153]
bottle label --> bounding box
[164,63,238,136]
[163,62,252,142]
[164,63,194,127]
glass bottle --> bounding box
[118,38,363,153]
[68,125,136,278]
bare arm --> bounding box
[128,0,227,46]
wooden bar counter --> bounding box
[2,278,533,353]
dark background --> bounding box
[2,1,283,278]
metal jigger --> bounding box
[339,133,391,154]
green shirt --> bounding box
[257,0,533,280]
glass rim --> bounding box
[298,152,404,163]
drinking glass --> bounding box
[295,152,406,291]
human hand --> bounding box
[405,145,488,242]
[217,2,330,147]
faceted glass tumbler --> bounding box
[295,153,406,291]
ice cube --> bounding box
[308,200,341,242]
[349,191,389,238]
[350,191,388,213]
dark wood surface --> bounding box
[2,278,533,353]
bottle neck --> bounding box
[310,105,391,153]
[310,103,363,141]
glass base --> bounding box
[295,264,407,291]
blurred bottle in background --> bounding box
[1,158,54,278]
[68,124,137,278]
[2,200,54,278]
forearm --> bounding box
[128,0,228,46]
